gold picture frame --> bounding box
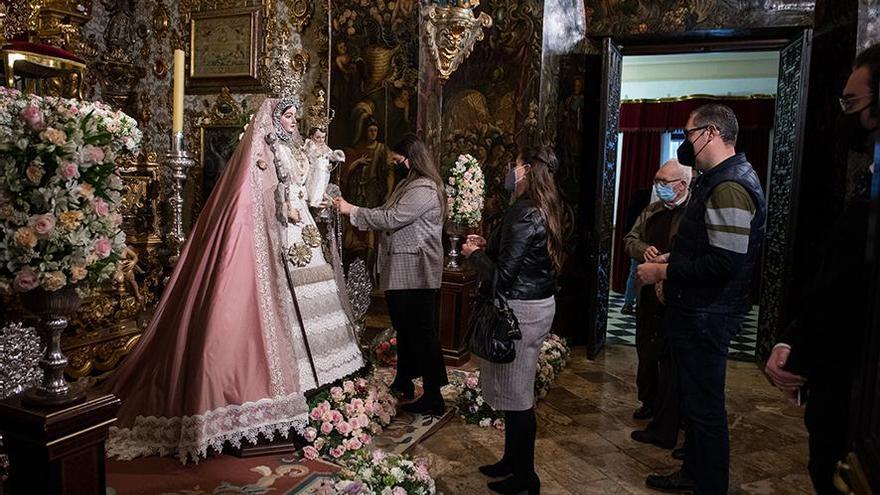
[189,7,263,93]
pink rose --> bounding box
[29,214,55,237]
[82,144,105,164]
[41,128,67,146]
[303,446,319,460]
[13,267,39,292]
[314,437,325,450]
[60,162,79,179]
[94,237,112,258]
[303,427,318,442]
[465,375,479,389]
[348,416,360,429]
[356,378,368,389]
[360,433,372,445]
[20,105,44,130]
[371,449,386,463]
[357,414,369,428]
[330,386,344,401]
[92,198,109,217]
[392,487,407,495]
[330,446,345,459]
[111,213,124,226]
[321,410,333,423]
[320,421,334,435]
[310,408,323,421]
[330,410,343,424]
[347,438,362,451]
[336,421,352,435]
[343,380,355,394]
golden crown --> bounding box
[307,89,334,131]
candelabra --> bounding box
[163,131,195,263]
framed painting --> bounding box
[189,7,263,93]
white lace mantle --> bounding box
[106,393,309,464]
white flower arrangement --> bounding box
[302,373,397,462]
[452,334,571,426]
[445,153,484,228]
[0,87,141,295]
[312,449,437,495]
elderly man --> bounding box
[624,159,691,449]
[765,43,879,495]
[638,104,767,494]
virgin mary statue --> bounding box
[103,97,364,463]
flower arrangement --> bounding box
[311,449,437,495]
[535,334,571,399]
[302,374,397,462]
[450,370,505,429]
[0,87,141,295]
[451,334,571,426]
[371,327,398,367]
[445,153,484,228]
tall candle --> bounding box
[172,49,184,134]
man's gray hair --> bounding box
[659,159,692,185]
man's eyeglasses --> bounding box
[683,125,709,136]
[839,94,875,113]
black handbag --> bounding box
[467,273,521,363]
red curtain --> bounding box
[619,98,776,132]
[612,130,662,294]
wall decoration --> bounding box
[189,6,263,92]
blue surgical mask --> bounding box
[655,182,677,203]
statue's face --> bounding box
[280,106,297,133]
[312,129,326,145]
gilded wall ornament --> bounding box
[423,2,493,82]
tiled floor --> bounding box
[607,292,760,362]
[414,345,813,494]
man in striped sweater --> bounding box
[637,104,767,494]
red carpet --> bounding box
[106,454,339,495]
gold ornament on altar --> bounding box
[301,225,322,248]
[423,0,493,82]
[288,242,312,267]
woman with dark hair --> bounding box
[335,133,449,415]
[462,145,564,495]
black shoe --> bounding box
[621,304,637,315]
[488,474,540,494]
[399,394,445,416]
[645,470,695,493]
[479,459,514,478]
[671,448,686,461]
[630,430,674,449]
[389,381,415,401]
[632,405,654,420]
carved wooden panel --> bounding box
[757,30,812,362]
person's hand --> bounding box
[764,345,806,393]
[644,245,660,262]
[466,234,487,248]
[653,253,670,264]
[461,241,480,257]
[655,280,665,304]
[334,196,354,215]
[637,263,666,285]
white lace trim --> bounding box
[315,346,365,385]
[106,393,310,464]
[295,279,339,298]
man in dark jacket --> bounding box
[765,43,879,495]
[637,104,767,494]
[624,159,690,440]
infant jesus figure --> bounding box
[304,127,346,207]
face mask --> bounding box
[655,182,676,203]
[677,129,709,168]
[504,166,519,192]
[394,160,409,179]
[840,106,878,153]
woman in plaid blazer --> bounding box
[336,134,448,415]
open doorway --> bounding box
[605,51,780,363]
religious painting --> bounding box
[556,56,587,205]
[189,7,263,92]
[329,0,420,271]
[440,0,543,232]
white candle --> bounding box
[172,49,184,133]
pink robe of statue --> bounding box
[104,99,364,462]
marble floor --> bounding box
[417,345,814,495]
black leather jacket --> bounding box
[469,198,556,300]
